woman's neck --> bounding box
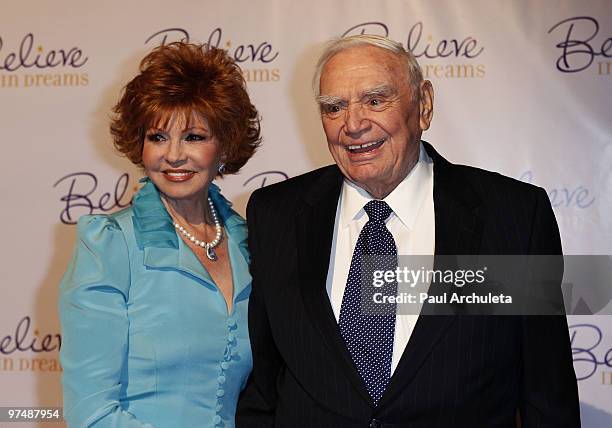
[161,191,213,227]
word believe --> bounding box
[53,172,132,225]
[145,27,278,64]
[519,171,595,209]
[0,33,87,72]
[548,16,612,73]
[570,323,612,381]
[0,316,61,355]
[343,21,484,59]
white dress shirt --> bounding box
[325,143,435,374]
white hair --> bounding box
[312,34,424,98]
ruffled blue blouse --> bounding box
[59,178,252,428]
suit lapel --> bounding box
[379,142,485,408]
[295,166,373,405]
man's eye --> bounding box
[146,133,165,143]
[369,98,382,106]
[185,134,207,142]
[325,105,341,114]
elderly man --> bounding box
[237,35,579,427]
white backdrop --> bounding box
[0,1,610,426]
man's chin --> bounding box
[345,165,384,184]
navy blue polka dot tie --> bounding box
[339,200,398,406]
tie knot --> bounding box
[364,200,393,223]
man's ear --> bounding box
[419,80,434,131]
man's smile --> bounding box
[346,138,386,154]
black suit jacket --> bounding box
[236,142,580,428]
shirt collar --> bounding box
[339,142,433,230]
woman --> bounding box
[59,42,260,428]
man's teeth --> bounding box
[348,139,384,150]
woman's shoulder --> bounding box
[61,212,133,296]
[73,206,138,254]
[75,206,134,235]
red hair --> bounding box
[110,42,261,174]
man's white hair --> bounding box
[312,34,424,98]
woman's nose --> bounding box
[164,140,187,165]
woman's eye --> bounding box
[146,133,165,143]
[185,134,207,142]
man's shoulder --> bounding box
[425,141,545,203]
[452,163,543,198]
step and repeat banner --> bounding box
[1,0,610,426]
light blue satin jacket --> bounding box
[59,178,252,428]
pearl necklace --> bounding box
[173,197,223,261]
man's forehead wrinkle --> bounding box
[319,48,408,104]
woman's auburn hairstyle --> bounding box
[110,42,261,175]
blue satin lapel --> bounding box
[135,178,251,299]
[132,178,178,251]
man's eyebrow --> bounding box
[316,95,344,106]
[361,84,395,99]
[316,84,397,106]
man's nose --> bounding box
[164,140,187,165]
[344,103,370,136]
